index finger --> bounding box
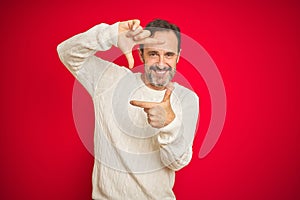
[128,19,140,31]
[130,100,158,109]
[132,30,151,41]
[132,20,140,30]
[135,37,165,45]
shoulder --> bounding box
[173,82,199,103]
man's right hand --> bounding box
[118,19,164,69]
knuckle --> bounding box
[133,35,141,41]
[154,105,163,111]
[148,109,154,115]
[149,115,155,121]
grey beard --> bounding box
[146,67,176,87]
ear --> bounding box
[138,49,145,63]
[176,49,182,63]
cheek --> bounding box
[169,61,177,70]
[167,58,178,66]
[144,59,155,67]
[144,64,152,74]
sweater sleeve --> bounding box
[57,22,129,96]
[158,91,199,171]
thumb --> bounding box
[162,87,173,102]
[125,52,134,69]
[162,82,174,102]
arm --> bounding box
[158,91,199,171]
[130,88,199,171]
[57,22,124,96]
[57,23,118,72]
[57,20,163,96]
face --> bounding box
[140,31,179,90]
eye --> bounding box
[165,52,175,59]
[148,52,158,57]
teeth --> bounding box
[156,71,166,74]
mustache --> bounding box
[149,65,172,71]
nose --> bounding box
[158,54,166,68]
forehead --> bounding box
[144,31,178,53]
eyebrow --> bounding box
[147,50,176,55]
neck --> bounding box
[141,74,166,91]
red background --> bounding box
[1,0,300,199]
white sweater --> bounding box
[57,22,199,200]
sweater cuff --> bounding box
[158,115,181,145]
[108,22,119,47]
[97,22,119,49]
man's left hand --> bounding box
[130,85,175,128]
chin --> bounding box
[151,80,169,88]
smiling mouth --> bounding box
[155,70,167,74]
[151,69,169,78]
[150,66,171,74]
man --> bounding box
[57,19,199,200]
